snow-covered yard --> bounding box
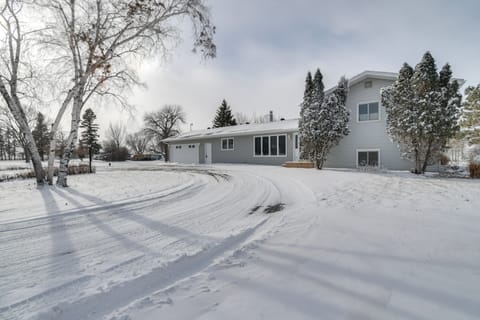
[1,161,479,320]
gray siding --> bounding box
[171,133,295,165]
[324,78,413,170]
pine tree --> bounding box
[460,84,480,145]
[80,108,101,173]
[299,71,314,160]
[299,69,350,168]
[213,99,237,128]
[382,51,461,174]
[32,112,50,161]
[0,128,5,160]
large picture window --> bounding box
[254,135,287,157]
[358,102,379,121]
[221,138,234,151]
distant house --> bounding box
[164,70,465,170]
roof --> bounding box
[325,70,466,94]
[163,119,299,143]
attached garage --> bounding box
[169,143,200,164]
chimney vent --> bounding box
[269,110,274,122]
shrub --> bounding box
[0,164,95,183]
[103,147,129,161]
[439,153,450,165]
[470,162,480,178]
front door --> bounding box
[204,143,212,164]
[293,133,300,161]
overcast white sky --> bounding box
[98,0,480,137]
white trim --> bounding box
[204,142,212,164]
[356,101,381,123]
[292,133,300,161]
[356,148,381,168]
[220,137,234,151]
[253,134,288,158]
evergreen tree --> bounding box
[460,84,480,145]
[32,112,50,161]
[80,108,101,173]
[213,99,237,128]
[382,51,461,174]
[0,127,4,160]
[299,71,314,160]
[299,69,350,169]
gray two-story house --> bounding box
[323,70,412,170]
[163,70,460,170]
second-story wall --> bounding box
[324,78,413,170]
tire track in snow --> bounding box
[34,220,268,320]
[0,166,280,320]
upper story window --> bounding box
[221,138,234,151]
[358,102,379,122]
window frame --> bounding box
[357,101,381,123]
[221,137,234,151]
[356,149,381,167]
[253,134,288,158]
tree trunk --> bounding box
[163,143,169,162]
[414,148,422,174]
[421,141,433,174]
[0,82,44,184]
[24,147,31,163]
[89,149,92,173]
[46,136,57,185]
[47,89,74,185]
[57,103,81,187]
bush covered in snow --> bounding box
[469,161,480,178]
[0,164,94,182]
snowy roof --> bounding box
[163,119,299,142]
[325,70,466,94]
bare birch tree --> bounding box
[0,0,45,183]
[35,0,216,186]
[0,102,37,162]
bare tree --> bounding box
[144,104,186,161]
[126,131,149,155]
[0,0,45,183]
[0,103,37,162]
[106,122,126,150]
[35,0,216,186]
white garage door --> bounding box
[170,143,199,164]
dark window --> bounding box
[358,151,379,166]
[295,134,298,149]
[359,102,379,121]
[358,151,368,166]
[368,151,378,166]
[221,138,234,150]
[359,104,369,121]
[270,136,277,155]
[279,135,286,155]
[369,102,379,120]
[255,137,261,155]
[262,137,269,155]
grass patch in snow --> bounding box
[249,205,262,215]
[263,203,285,214]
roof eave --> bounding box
[163,128,298,143]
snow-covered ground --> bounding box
[1,161,479,319]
